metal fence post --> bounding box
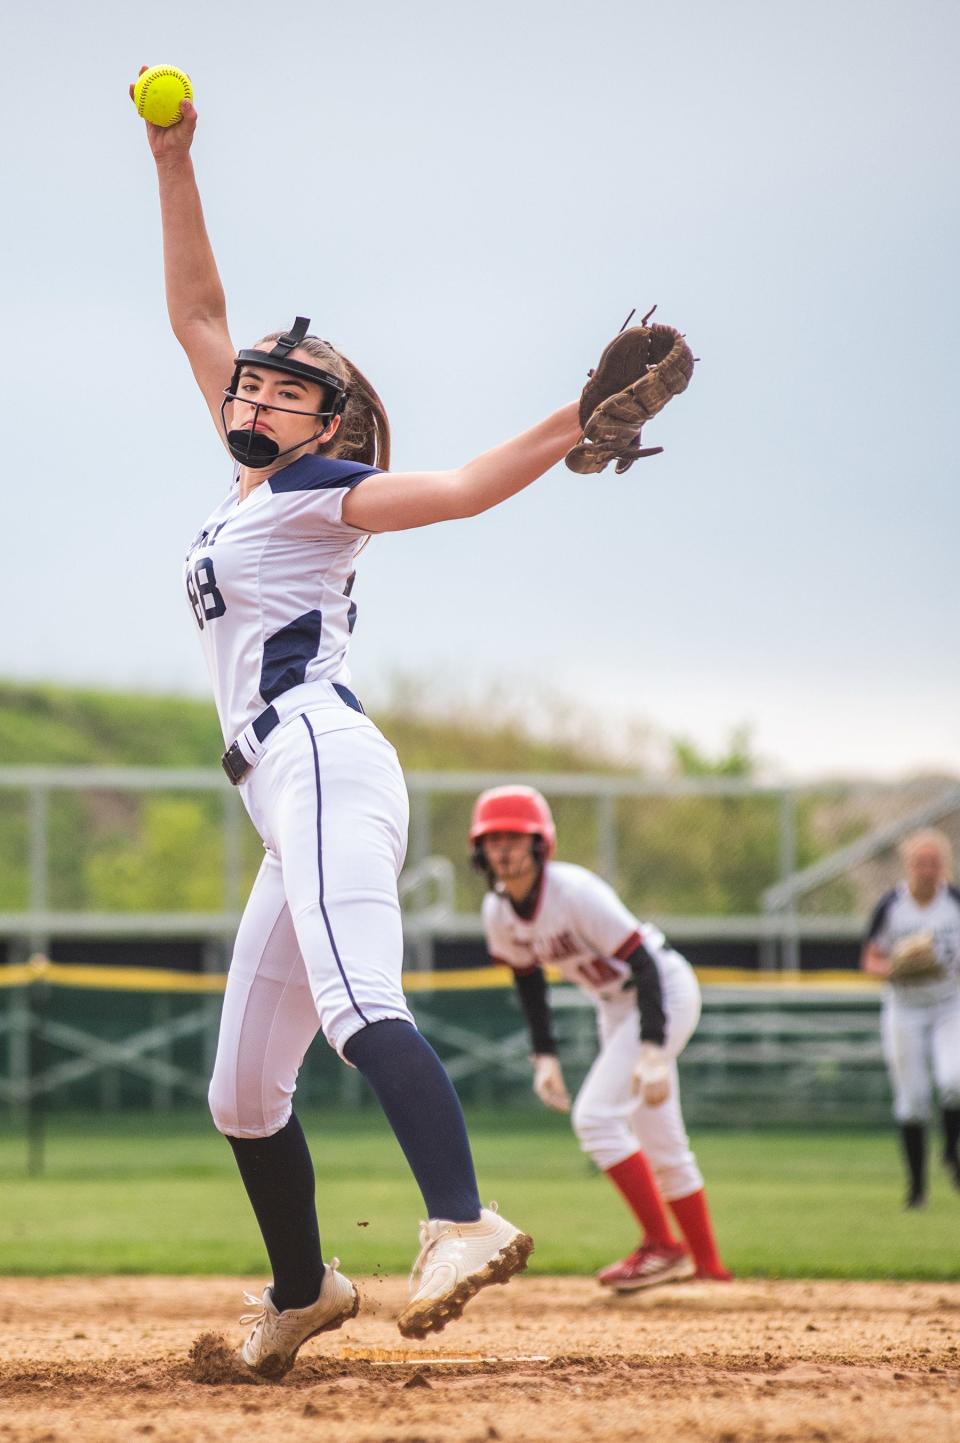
[6,968,30,1123]
[779,789,800,972]
[26,974,48,1177]
[595,791,617,884]
[28,784,50,957]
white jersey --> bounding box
[481,859,684,1004]
[867,881,960,1008]
[183,455,376,744]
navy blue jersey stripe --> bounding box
[259,610,325,703]
[268,454,380,493]
[301,713,369,1025]
[865,887,898,942]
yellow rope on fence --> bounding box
[0,956,881,995]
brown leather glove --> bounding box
[565,315,695,475]
[889,931,946,984]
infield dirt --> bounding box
[1,1276,958,1442]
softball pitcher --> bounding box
[471,786,730,1290]
[862,829,960,1208]
[130,77,614,1373]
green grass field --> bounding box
[1,1110,957,1280]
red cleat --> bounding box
[693,1265,733,1282]
[596,1242,695,1292]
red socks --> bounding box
[668,1188,730,1279]
[605,1152,678,1247]
[606,1157,732,1278]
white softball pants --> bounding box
[571,952,704,1199]
[208,707,414,1139]
[881,989,960,1123]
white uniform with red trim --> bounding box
[482,861,704,1197]
[190,455,415,1138]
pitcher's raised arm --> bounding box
[131,65,234,440]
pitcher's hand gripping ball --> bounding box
[566,308,695,474]
[133,65,193,127]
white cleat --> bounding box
[397,1204,534,1339]
[239,1258,359,1377]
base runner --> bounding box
[471,786,731,1290]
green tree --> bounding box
[85,797,226,912]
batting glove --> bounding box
[632,1042,670,1107]
[533,1054,571,1113]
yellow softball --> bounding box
[133,65,193,127]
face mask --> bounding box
[220,316,348,469]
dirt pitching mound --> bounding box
[1,1276,959,1442]
[186,1331,256,1386]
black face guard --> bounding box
[471,835,545,884]
[221,316,349,469]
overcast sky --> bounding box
[2,0,957,779]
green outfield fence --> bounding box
[0,959,892,1134]
[4,763,939,1150]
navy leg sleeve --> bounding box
[900,1121,927,1204]
[227,1112,324,1312]
[344,1019,481,1222]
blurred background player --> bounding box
[861,828,960,1208]
[470,786,731,1289]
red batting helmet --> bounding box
[469,786,557,859]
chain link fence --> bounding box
[2,766,958,965]
[2,765,956,1134]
